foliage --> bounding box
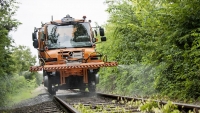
[4,46,40,106]
[0,0,41,106]
[7,76,38,106]
[0,76,12,106]
[140,100,180,113]
[152,0,200,100]
[0,46,39,106]
[97,64,157,96]
[0,0,20,31]
[73,98,186,113]
[140,100,200,113]
[73,99,138,113]
[97,0,200,100]
[11,45,36,79]
[0,0,20,106]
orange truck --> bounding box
[30,15,117,94]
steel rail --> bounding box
[54,96,80,113]
[96,93,200,112]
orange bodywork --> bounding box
[30,16,117,85]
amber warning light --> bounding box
[83,16,86,20]
[61,15,75,22]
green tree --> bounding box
[98,0,200,100]
[152,0,200,99]
[0,0,20,78]
[0,0,21,106]
[98,0,158,96]
[11,45,37,79]
[6,46,42,106]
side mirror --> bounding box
[33,39,38,48]
[34,27,38,32]
[101,36,106,41]
[99,27,105,36]
[32,32,37,41]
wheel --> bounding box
[43,70,47,87]
[80,83,86,92]
[88,69,97,93]
[43,76,48,87]
[88,81,96,93]
[47,75,56,95]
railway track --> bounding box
[54,92,200,113]
[55,93,200,113]
[1,90,200,112]
[96,93,200,113]
[55,92,140,113]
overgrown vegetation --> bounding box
[97,0,200,100]
[0,0,42,106]
[74,98,197,113]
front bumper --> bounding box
[30,62,118,72]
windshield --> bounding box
[47,23,92,48]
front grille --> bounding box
[58,50,84,59]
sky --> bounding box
[10,0,109,57]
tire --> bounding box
[80,83,86,92]
[47,76,56,95]
[43,76,48,87]
[43,70,47,87]
[88,70,96,93]
[88,81,96,93]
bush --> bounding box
[97,64,157,97]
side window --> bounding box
[40,28,45,41]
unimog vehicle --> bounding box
[30,15,117,94]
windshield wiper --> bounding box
[48,47,70,49]
[48,45,92,50]
[47,48,59,50]
[72,46,92,48]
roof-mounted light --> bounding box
[61,14,75,22]
[83,16,86,19]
